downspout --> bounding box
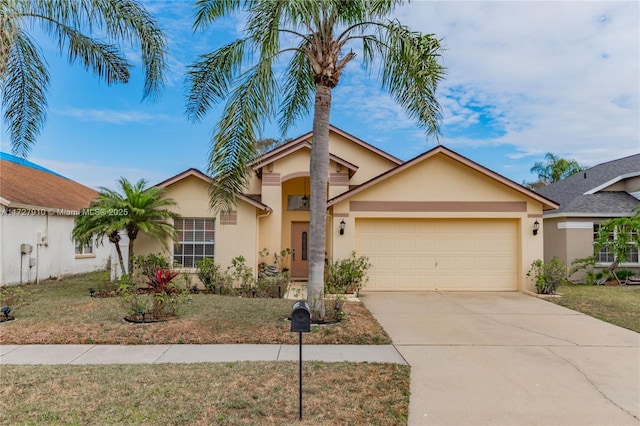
[255,209,272,276]
[326,212,333,265]
[35,212,49,284]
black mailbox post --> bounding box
[291,301,311,420]
[291,301,311,332]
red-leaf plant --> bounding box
[147,268,179,319]
[148,269,178,293]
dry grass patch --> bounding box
[0,362,409,425]
[0,272,390,345]
[549,283,640,332]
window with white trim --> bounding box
[75,240,94,255]
[173,218,215,268]
[593,223,638,263]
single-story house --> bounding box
[136,125,558,292]
[0,153,111,285]
[536,153,640,276]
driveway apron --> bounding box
[361,291,640,426]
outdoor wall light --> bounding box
[533,220,540,236]
[339,220,346,235]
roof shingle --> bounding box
[536,153,640,215]
[0,159,97,211]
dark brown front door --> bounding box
[291,222,309,278]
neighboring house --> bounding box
[536,153,640,276]
[135,125,557,292]
[0,153,110,285]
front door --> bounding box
[291,222,309,278]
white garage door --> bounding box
[356,219,519,291]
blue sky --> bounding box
[1,1,638,190]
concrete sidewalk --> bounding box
[0,344,407,365]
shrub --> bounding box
[325,252,372,296]
[527,258,567,295]
[117,274,152,318]
[615,269,636,280]
[324,295,346,322]
[196,258,224,291]
[570,256,597,285]
[227,255,255,291]
[274,248,292,272]
[133,253,170,284]
[255,272,290,298]
[118,269,191,321]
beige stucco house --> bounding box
[137,126,558,292]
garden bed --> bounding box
[0,271,390,345]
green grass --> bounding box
[550,283,640,332]
[0,362,410,425]
[0,271,391,345]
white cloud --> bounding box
[384,1,639,163]
[51,108,172,124]
[322,1,638,167]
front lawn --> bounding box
[0,362,410,425]
[549,283,640,333]
[0,271,390,345]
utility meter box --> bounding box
[20,243,32,254]
[291,301,311,332]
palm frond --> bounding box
[60,25,131,84]
[208,59,278,214]
[278,46,314,133]
[185,39,247,123]
[2,29,49,157]
[2,0,166,155]
[375,20,444,137]
[89,0,167,99]
[193,0,244,30]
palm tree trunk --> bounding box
[308,83,332,320]
[108,231,127,278]
[127,236,135,276]
[115,241,126,276]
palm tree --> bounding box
[72,177,180,276]
[1,0,166,157]
[530,153,585,186]
[186,0,444,319]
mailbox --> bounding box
[291,301,311,332]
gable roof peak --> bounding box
[250,124,403,167]
[154,167,271,212]
[328,143,558,210]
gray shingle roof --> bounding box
[536,153,640,216]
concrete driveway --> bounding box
[361,291,640,426]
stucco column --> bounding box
[260,174,282,256]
